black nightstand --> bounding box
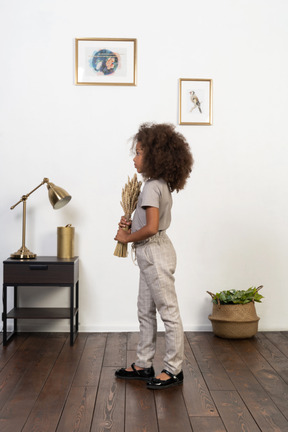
[2,256,79,345]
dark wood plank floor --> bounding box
[1,331,288,432]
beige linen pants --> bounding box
[134,231,184,375]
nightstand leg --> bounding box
[69,282,79,345]
[2,285,17,345]
[70,284,73,346]
[14,286,18,334]
[3,284,7,345]
[76,281,79,333]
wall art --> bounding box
[179,78,213,125]
[75,38,137,86]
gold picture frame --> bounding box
[75,38,137,86]
[179,78,213,125]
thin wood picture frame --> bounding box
[179,78,213,125]
[75,38,137,86]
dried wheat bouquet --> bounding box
[114,174,142,257]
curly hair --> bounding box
[131,123,194,192]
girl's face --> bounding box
[133,142,144,173]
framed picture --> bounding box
[179,78,213,125]
[75,38,137,86]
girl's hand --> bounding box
[118,216,132,229]
[114,226,131,244]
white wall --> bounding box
[1,0,288,332]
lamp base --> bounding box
[11,246,37,259]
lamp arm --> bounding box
[10,178,49,210]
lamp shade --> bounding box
[47,182,72,209]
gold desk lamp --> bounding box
[10,177,72,259]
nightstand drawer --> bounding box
[4,263,75,284]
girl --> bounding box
[114,123,193,389]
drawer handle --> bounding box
[29,265,48,271]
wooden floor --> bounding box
[1,332,288,432]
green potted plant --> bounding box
[207,286,264,339]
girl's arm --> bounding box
[115,206,159,244]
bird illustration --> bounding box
[189,91,202,113]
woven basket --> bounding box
[208,302,260,339]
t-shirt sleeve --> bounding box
[141,180,160,208]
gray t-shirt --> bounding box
[131,178,172,233]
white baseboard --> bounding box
[8,322,213,333]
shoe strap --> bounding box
[131,362,142,375]
[161,369,178,380]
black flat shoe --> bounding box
[147,369,184,390]
[115,363,155,381]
